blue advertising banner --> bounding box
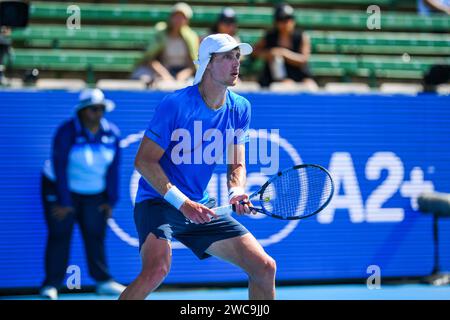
[0,89,449,289]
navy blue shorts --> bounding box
[134,198,249,259]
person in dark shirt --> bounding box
[209,7,241,43]
[253,3,318,90]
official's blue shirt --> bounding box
[136,84,251,204]
[43,117,121,207]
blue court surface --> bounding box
[1,283,450,300]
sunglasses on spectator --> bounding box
[87,105,106,113]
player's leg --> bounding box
[119,199,175,300]
[119,233,172,300]
[205,233,276,300]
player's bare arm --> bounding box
[135,136,217,224]
[227,144,253,215]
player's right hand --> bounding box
[179,200,218,224]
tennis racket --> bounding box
[212,164,334,220]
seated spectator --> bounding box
[203,7,251,83]
[417,0,450,15]
[422,64,450,92]
[208,7,241,43]
[252,3,318,90]
[131,2,199,84]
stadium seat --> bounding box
[1,78,23,89]
[11,25,155,49]
[437,84,450,96]
[29,3,450,32]
[308,31,450,56]
[12,26,449,57]
[35,78,86,90]
[269,82,318,93]
[230,81,261,93]
[379,83,423,95]
[10,49,449,84]
[151,80,190,92]
[153,0,400,6]
[6,1,446,87]
[308,54,359,78]
[11,49,141,72]
[96,79,148,91]
[324,82,371,93]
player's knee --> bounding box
[140,263,170,284]
[263,256,277,279]
[252,256,276,281]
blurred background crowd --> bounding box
[0,0,448,94]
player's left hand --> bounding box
[229,194,255,215]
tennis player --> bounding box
[119,34,276,300]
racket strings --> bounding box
[261,166,333,218]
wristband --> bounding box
[164,185,189,210]
[228,186,245,202]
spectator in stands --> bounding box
[208,7,241,43]
[131,2,199,84]
[417,0,450,15]
[0,27,12,85]
[422,64,450,92]
[40,89,125,300]
[203,7,249,83]
[252,3,318,90]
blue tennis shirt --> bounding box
[135,84,251,204]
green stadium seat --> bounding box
[10,49,449,82]
[11,25,450,57]
[146,0,407,8]
[11,25,156,49]
[10,49,141,72]
[308,31,450,56]
[8,2,448,85]
[29,2,450,31]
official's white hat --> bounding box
[193,33,253,85]
[74,88,115,113]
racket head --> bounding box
[256,164,334,220]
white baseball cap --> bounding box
[171,2,193,20]
[74,88,115,113]
[193,33,253,85]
